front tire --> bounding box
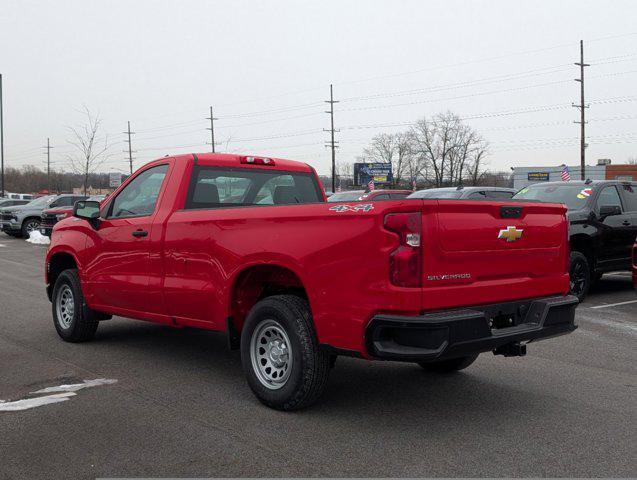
[569,251,590,302]
[21,218,41,238]
[418,354,478,373]
[52,269,99,342]
[240,295,331,411]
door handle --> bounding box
[622,221,631,226]
[132,230,148,238]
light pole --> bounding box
[0,74,5,198]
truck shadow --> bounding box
[93,319,537,417]
[588,274,634,297]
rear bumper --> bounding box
[365,295,578,361]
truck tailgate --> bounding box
[421,200,569,311]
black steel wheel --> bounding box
[569,251,590,302]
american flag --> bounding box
[367,179,375,191]
[561,165,571,182]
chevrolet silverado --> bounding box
[45,153,578,410]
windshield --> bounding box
[25,195,55,208]
[512,184,592,210]
[327,191,365,202]
[408,189,462,199]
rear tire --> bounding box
[240,295,331,411]
[52,269,99,342]
[569,251,590,302]
[418,354,478,373]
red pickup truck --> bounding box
[45,153,578,410]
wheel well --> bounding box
[47,253,77,300]
[230,265,307,333]
[570,234,594,269]
[22,216,41,227]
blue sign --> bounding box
[354,163,393,186]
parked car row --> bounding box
[327,186,516,203]
[329,181,636,300]
[0,194,106,238]
[40,195,106,237]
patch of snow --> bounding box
[0,378,117,412]
[0,392,75,411]
[26,230,50,245]
[32,378,117,394]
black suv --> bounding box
[513,180,637,300]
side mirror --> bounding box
[598,204,621,219]
[73,200,101,228]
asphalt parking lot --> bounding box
[0,235,635,478]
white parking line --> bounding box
[590,299,637,309]
[581,317,637,335]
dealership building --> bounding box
[512,161,637,190]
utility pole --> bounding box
[324,84,339,192]
[573,39,590,180]
[43,138,52,192]
[206,106,218,152]
[0,74,4,198]
[123,121,135,174]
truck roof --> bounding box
[170,153,314,174]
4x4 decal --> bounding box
[329,204,374,213]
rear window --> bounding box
[326,191,366,202]
[512,184,592,210]
[185,166,322,209]
[487,190,514,199]
[408,189,462,199]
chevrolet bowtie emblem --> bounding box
[498,226,524,242]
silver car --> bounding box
[1,195,86,238]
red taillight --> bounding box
[384,212,422,288]
[240,156,276,166]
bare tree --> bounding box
[409,111,488,187]
[67,107,111,194]
[359,132,416,186]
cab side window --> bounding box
[53,196,74,207]
[372,193,390,201]
[467,191,486,199]
[596,186,623,212]
[487,190,514,199]
[109,164,168,218]
[619,184,637,212]
[390,193,409,200]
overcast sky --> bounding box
[1,0,636,175]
